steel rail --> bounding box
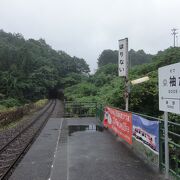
[0,100,53,154]
[0,99,57,180]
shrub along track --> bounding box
[0,99,58,180]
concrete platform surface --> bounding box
[10,117,163,180]
[10,118,63,180]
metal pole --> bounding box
[164,111,169,179]
[125,38,129,111]
[176,36,178,47]
[125,95,129,111]
[171,28,178,47]
[125,77,129,111]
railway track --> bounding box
[0,99,57,180]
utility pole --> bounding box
[176,35,178,47]
[125,39,129,111]
[171,28,178,47]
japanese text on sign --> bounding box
[118,38,128,77]
[158,62,180,114]
[103,107,132,144]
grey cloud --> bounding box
[0,0,180,71]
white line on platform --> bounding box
[67,119,69,180]
[48,118,63,180]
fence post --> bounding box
[164,111,169,179]
[159,121,163,171]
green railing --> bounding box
[159,118,180,179]
[64,101,98,117]
[96,105,180,179]
[96,104,104,122]
[131,112,180,179]
[65,102,180,178]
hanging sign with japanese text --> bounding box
[103,107,132,144]
[158,62,180,114]
[118,38,128,77]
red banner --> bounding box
[103,107,132,145]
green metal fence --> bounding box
[96,105,180,179]
[64,102,180,178]
[159,117,180,179]
[132,112,180,179]
[64,101,98,117]
[96,104,104,122]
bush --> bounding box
[0,98,21,108]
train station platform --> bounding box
[10,117,163,180]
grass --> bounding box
[0,105,17,113]
[0,99,48,131]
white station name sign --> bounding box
[118,38,128,77]
[158,62,180,114]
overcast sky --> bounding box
[1,0,180,72]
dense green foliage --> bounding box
[1,29,179,175]
[65,47,180,117]
[97,50,118,67]
[0,30,89,107]
[66,47,180,176]
[97,49,153,68]
[129,49,153,67]
[1,29,180,119]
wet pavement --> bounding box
[10,117,163,180]
[9,118,63,180]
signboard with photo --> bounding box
[132,114,159,153]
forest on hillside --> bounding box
[97,49,153,68]
[0,29,180,120]
[0,30,89,108]
[65,47,180,118]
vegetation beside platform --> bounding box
[65,47,180,118]
[0,99,48,128]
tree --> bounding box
[97,49,154,69]
[97,50,118,67]
[73,57,90,74]
[129,49,153,67]
[0,29,90,104]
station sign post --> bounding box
[118,38,129,111]
[158,62,180,179]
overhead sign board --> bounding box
[158,62,180,114]
[118,38,128,77]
